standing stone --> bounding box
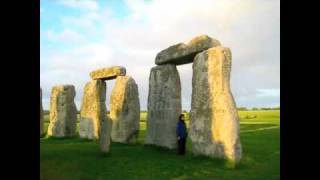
[100,116,112,153]
[190,47,242,164]
[110,76,140,143]
[145,64,182,149]
[79,80,106,140]
[47,85,77,137]
[40,87,44,137]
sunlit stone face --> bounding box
[190,47,241,164]
[48,85,77,137]
[90,66,126,81]
[79,80,106,140]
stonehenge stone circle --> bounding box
[190,47,242,164]
[40,34,241,161]
[79,80,106,140]
[90,66,126,80]
[145,64,182,149]
[110,75,140,143]
[47,85,77,137]
[40,87,44,137]
[155,35,221,65]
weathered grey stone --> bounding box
[100,116,112,153]
[110,76,140,143]
[155,35,221,65]
[79,80,106,140]
[145,64,182,149]
[48,85,77,137]
[90,66,126,80]
[40,87,44,137]
[190,46,242,164]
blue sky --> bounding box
[41,1,129,55]
[40,0,280,110]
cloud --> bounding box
[41,43,115,75]
[232,88,280,108]
[40,0,280,110]
[40,41,119,110]
[58,0,99,11]
[62,11,101,31]
[256,89,280,98]
[44,29,85,43]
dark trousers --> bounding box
[177,138,186,155]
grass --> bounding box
[40,110,280,180]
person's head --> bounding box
[179,114,185,121]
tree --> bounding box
[237,107,248,111]
[272,106,280,110]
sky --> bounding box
[40,0,280,111]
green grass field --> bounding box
[40,110,280,180]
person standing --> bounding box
[176,114,188,155]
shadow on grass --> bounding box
[189,153,246,170]
[40,133,47,139]
[98,152,112,158]
[41,136,95,144]
[143,144,177,153]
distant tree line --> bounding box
[237,107,249,111]
[43,110,50,115]
[238,106,280,111]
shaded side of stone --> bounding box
[100,116,112,153]
[145,64,182,149]
[110,76,140,143]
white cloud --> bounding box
[42,43,115,74]
[256,89,280,97]
[44,29,85,43]
[41,0,280,110]
[58,0,99,11]
[62,11,101,31]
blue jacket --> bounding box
[177,120,188,138]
